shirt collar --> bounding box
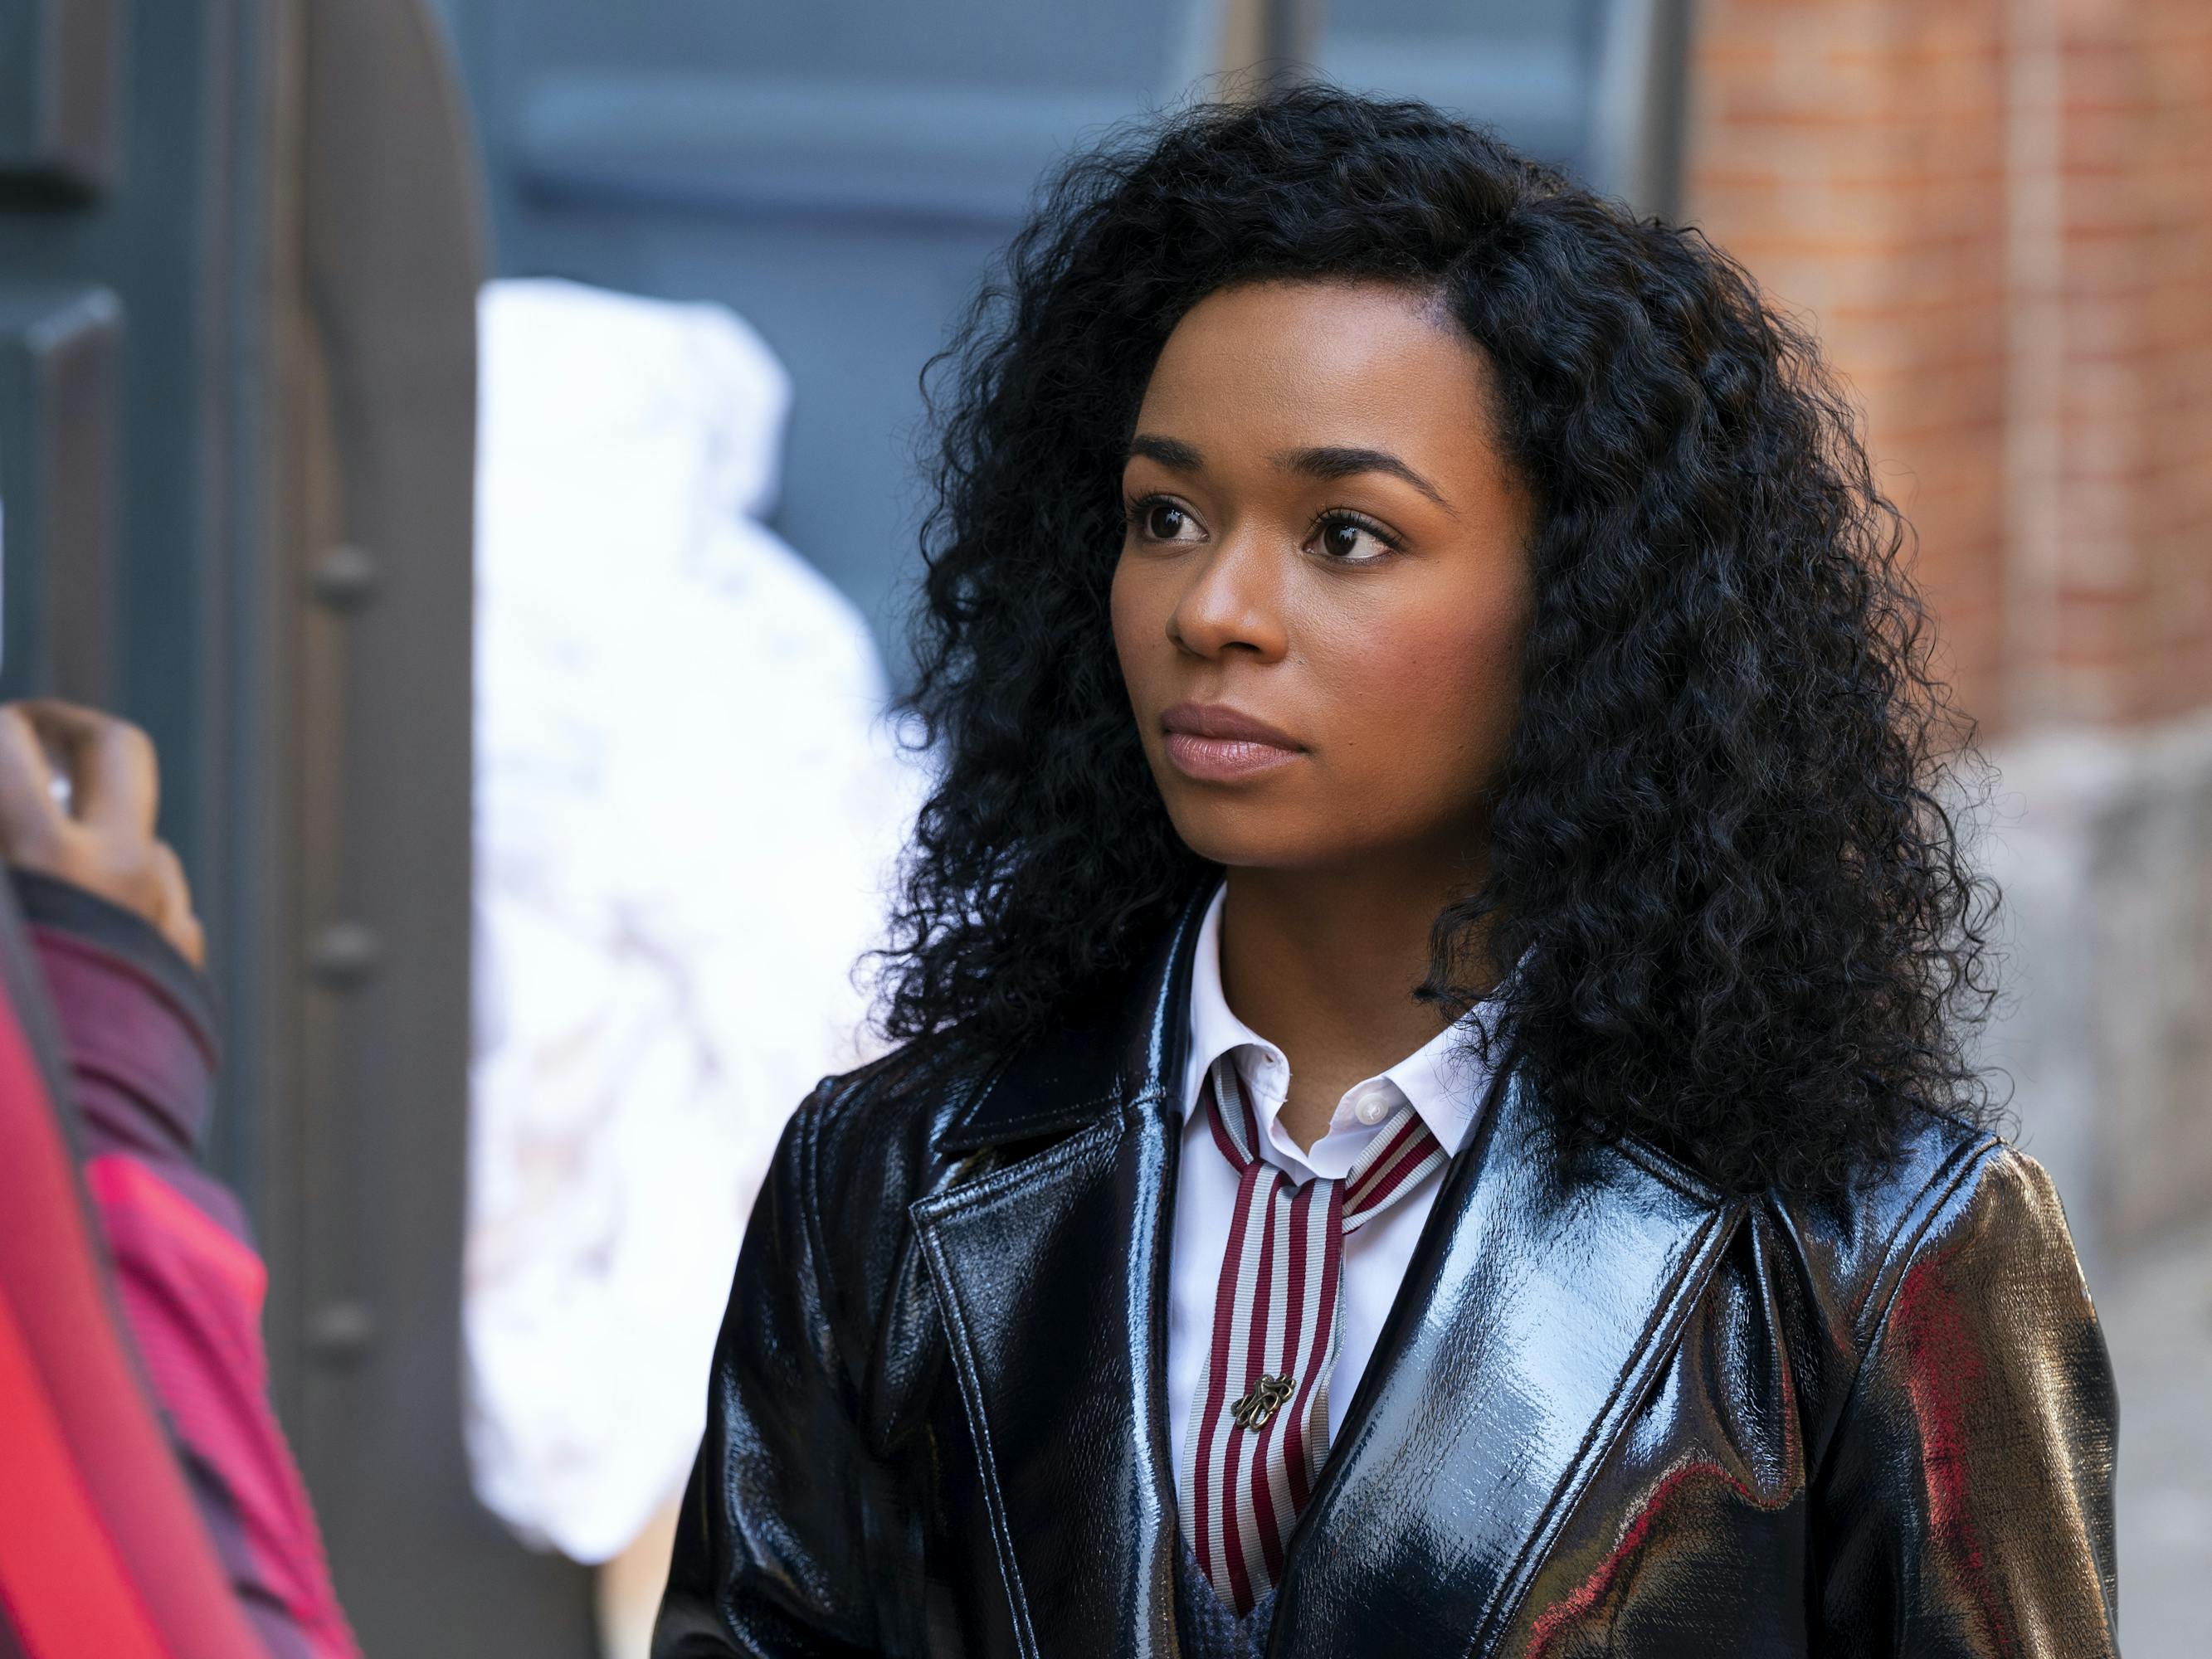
[1180,879,1501,1182]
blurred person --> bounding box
[465,280,918,1658]
[0,700,358,1659]
[654,88,2117,1658]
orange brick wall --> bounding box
[1687,0,2212,734]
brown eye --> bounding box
[1313,513,1395,563]
[1145,502,1191,541]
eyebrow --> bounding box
[1127,434,1205,472]
[1277,444,1456,513]
[1123,434,1455,513]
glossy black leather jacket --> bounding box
[654,890,2120,1657]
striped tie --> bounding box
[1180,1052,1451,1614]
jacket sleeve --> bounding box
[653,1087,884,1657]
[13,871,360,1659]
[1813,1141,2120,1657]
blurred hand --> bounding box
[0,699,204,967]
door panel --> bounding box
[0,0,121,201]
[0,285,116,700]
[267,1,596,1650]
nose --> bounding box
[1166,528,1289,662]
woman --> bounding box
[655,88,2117,1657]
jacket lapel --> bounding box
[910,878,1747,1658]
[1269,1064,1746,1657]
[909,886,1209,1658]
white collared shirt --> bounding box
[1167,881,1503,1493]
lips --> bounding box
[1158,702,1305,782]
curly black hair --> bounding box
[877,84,1999,1196]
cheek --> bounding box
[1312,582,1528,805]
[1109,552,1163,689]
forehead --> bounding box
[1133,278,1499,460]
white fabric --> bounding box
[1167,881,1499,1496]
[464,278,921,1564]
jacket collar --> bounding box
[912,888,1744,1657]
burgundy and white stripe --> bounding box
[1178,1053,1450,1614]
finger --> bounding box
[151,842,206,968]
[172,912,206,970]
[19,699,158,837]
[0,705,69,858]
[149,839,193,927]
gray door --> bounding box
[2,2,594,1653]
[0,0,236,893]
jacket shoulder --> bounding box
[765,1031,1011,1331]
[795,1033,1004,1189]
[1763,1110,2084,1353]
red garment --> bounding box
[0,873,358,1659]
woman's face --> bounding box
[1111,278,1537,877]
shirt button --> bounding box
[1353,1088,1391,1126]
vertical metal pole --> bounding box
[1259,0,1323,83]
[1591,0,1697,220]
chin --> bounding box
[1159,799,1339,872]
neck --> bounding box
[1215,858,1488,1151]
